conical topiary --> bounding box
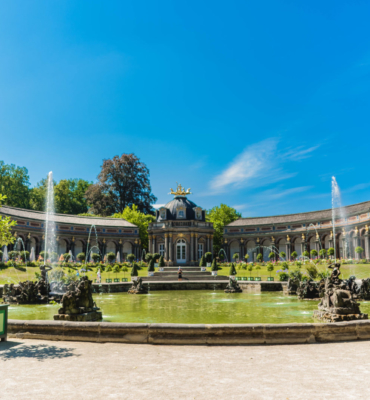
[148,258,155,272]
[211,258,218,271]
[158,255,165,267]
[229,263,237,276]
[131,262,139,277]
[199,255,206,267]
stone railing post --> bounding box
[169,234,173,264]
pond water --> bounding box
[8,291,370,324]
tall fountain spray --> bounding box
[44,171,57,265]
[331,177,347,261]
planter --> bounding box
[201,267,206,272]
[148,271,154,277]
[247,277,254,281]
[121,278,128,282]
[0,304,9,342]
[211,271,218,276]
[113,278,120,283]
[267,277,274,281]
[105,279,112,283]
[255,277,262,281]
[236,277,241,281]
[131,276,138,281]
[242,277,247,281]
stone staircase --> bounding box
[141,266,227,282]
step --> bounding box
[141,275,228,282]
[162,267,202,272]
[153,271,211,276]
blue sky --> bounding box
[1,1,370,217]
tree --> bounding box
[91,253,100,263]
[131,262,139,277]
[106,265,113,278]
[269,251,275,261]
[306,265,318,280]
[127,253,135,263]
[63,253,71,262]
[0,195,17,248]
[30,178,91,214]
[319,249,327,259]
[247,264,254,278]
[302,251,309,258]
[279,251,286,259]
[148,259,155,272]
[244,254,249,262]
[205,252,212,263]
[85,153,157,216]
[206,204,242,255]
[0,162,31,209]
[256,253,263,262]
[77,252,86,262]
[112,204,155,250]
[232,253,239,263]
[106,252,116,263]
[229,263,237,276]
[310,249,318,258]
[122,265,128,278]
[158,255,165,267]
[328,247,335,257]
[211,258,218,271]
[267,263,274,277]
[291,251,298,260]
[355,246,364,256]
[113,264,121,278]
[152,253,160,263]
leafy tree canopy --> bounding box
[0,161,31,208]
[0,194,17,247]
[85,153,157,216]
[206,204,241,255]
[112,204,155,250]
[30,178,91,214]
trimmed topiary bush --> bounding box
[328,247,335,257]
[127,253,135,263]
[152,253,160,262]
[199,255,206,267]
[77,252,86,262]
[205,252,212,263]
[356,246,364,255]
[91,253,100,263]
[310,249,318,258]
[244,254,249,262]
[158,255,165,267]
[145,253,153,262]
[269,251,275,261]
[19,250,30,262]
[229,263,237,276]
[319,249,327,259]
[232,253,239,262]
[131,262,139,277]
[256,253,263,262]
[302,251,309,258]
[148,258,155,272]
[267,263,274,277]
[291,251,298,260]
[211,258,218,271]
[106,252,116,263]
[279,251,286,259]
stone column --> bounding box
[152,235,156,255]
[286,243,291,261]
[148,235,152,253]
[207,235,210,254]
[342,238,347,259]
[190,233,194,264]
[165,234,169,261]
[354,236,360,260]
[195,234,199,262]
[70,237,76,258]
[364,233,370,260]
[240,240,244,260]
[169,234,173,263]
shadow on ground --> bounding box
[0,341,79,361]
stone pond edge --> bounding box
[7,319,370,345]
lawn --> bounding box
[0,262,369,285]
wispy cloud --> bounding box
[260,186,313,200]
[209,138,318,194]
[152,204,165,209]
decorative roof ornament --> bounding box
[169,183,192,197]
[366,225,369,233]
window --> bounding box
[160,209,166,220]
[159,244,165,257]
[196,211,201,220]
[177,209,185,218]
[198,243,203,260]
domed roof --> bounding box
[157,196,203,221]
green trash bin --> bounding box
[0,304,9,342]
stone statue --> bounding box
[55,276,102,321]
[3,278,49,304]
[286,277,299,295]
[128,277,148,294]
[296,279,320,300]
[314,264,368,322]
[39,265,52,281]
[224,276,242,293]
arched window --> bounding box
[176,239,186,263]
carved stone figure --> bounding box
[224,276,242,293]
[128,277,148,294]
[296,279,320,300]
[2,279,49,304]
[286,277,299,295]
[55,276,102,321]
[314,266,368,322]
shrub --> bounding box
[267,263,274,277]
[145,253,153,262]
[319,249,327,259]
[211,258,218,271]
[0,250,2,260]
[14,264,26,272]
[131,262,139,277]
[39,251,49,260]
[19,250,30,262]
[255,265,261,276]
[268,252,275,260]
[77,252,86,262]
[8,250,20,260]
[229,263,237,276]
[318,271,331,279]
[148,259,155,272]
[121,265,128,277]
[127,253,135,263]
[152,253,160,262]
[302,251,309,258]
[158,255,165,267]
[281,261,289,270]
[112,264,121,277]
[219,252,225,261]
[310,249,318,258]
[106,265,113,277]
[205,252,212,263]
[63,253,71,262]
[106,252,116,263]
[91,253,100,263]
[306,265,318,280]
[289,269,303,281]
[327,247,335,257]
[232,253,239,262]
[279,272,289,281]
[256,253,263,262]
[0,261,7,270]
[279,251,286,259]
[355,246,364,255]
[247,263,254,277]
[244,254,249,262]
[291,251,298,260]
[199,255,206,267]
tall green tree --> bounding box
[85,153,157,216]
[0,161,31,208]
[30,178,91,214]
[0,195,17,247]
[112,204,155,250]
[206,204,242,255]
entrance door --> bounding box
[176,239,186,264]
